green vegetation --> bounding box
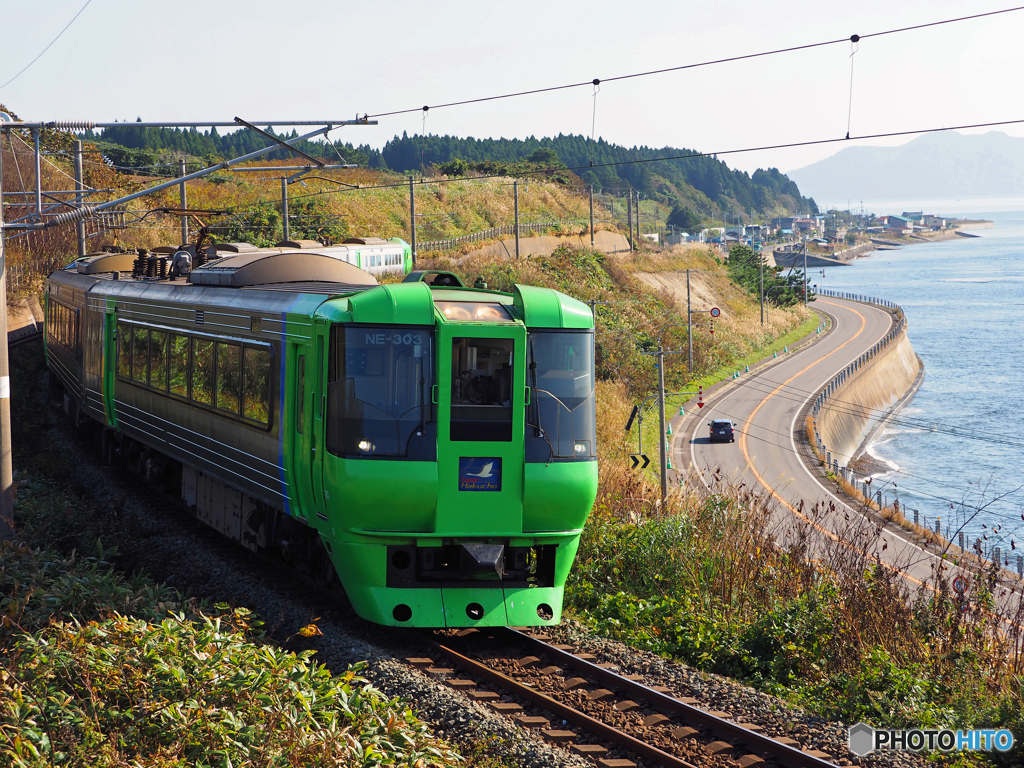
[726,244,810,307]
[565,477,1022,764]
[1,479,460,767]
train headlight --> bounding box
[574,441,591,455]
[358,439,374,453]
[436,301,512,322]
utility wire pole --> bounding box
[281,177,290,241]
[409,176,416,268]
[514,180,520,259]
[759,255,764,325]
[179,158,188,245]
[687,269,693,372]
[589,185,594,248]
[803,242,808,305]
[627,190,633,251]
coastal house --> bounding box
[901,211,924,224]
[922,215,946,228]
[885,215,914,235]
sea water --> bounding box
[816,208,1024,559]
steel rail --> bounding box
[507,629,838,768]
[424,634,699,768]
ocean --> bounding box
[818,205,1024,560]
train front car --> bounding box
[313,273,598,627]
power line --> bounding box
[365,6,1024,119]
[0,0,94,90]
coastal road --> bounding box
[676,297,947,590]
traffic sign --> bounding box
[697,386,704,409]
[710,307,721,318]
[952,574,969,594]
[630,454,651,469]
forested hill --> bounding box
[380,133,817,219]
[81,124,816,220]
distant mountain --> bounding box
[788,131,1024,202]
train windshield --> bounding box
[326,325,435,459]
[526,330,596,461]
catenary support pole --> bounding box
[658,346,668,503]
[281,177,290,242]
[514,180,520,258]
[409,177,417,268]
[179,158,188,245]
[0,131,13,540]
[589,185,594,248]
[33,128,42,221]
[74,141,86,258]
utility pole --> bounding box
[759,256,764,325]
[0,128,12,540]
[281,177,290,241]
[74,140,86,258]
[687,269,693,372]
[803,243,808,306]
[514,180,520,259]
[657,343,668,502]
[409,177,416,268]
[627,190,633,251]
[634,193,639,246]
[589,185,594,248]
[179,157,188,245]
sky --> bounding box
[1,0,1021,179]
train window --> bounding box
[48,301,78,352]
[525,330,596,461]
[216,342,241,415]
[149,330,168,390]
[450,337,514,442]
[169,334,190,397]
[191,338,215,406]
[117,322,131,378]
[242,346,271,425]
[326,325,435,458]
[131,326,148,383]
[295,354,305,434]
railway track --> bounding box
[408,627,841,768]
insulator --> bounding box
[50,205,97,226]
[46,120,95,132]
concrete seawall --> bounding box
[811,293,922,471]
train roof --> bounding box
[188,251,376,289]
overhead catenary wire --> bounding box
[0,0,94,90]
[363,6,1024,119]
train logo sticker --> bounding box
[459,457,502,491]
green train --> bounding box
[44,238,598,627]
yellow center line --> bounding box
[736,300,929,588]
